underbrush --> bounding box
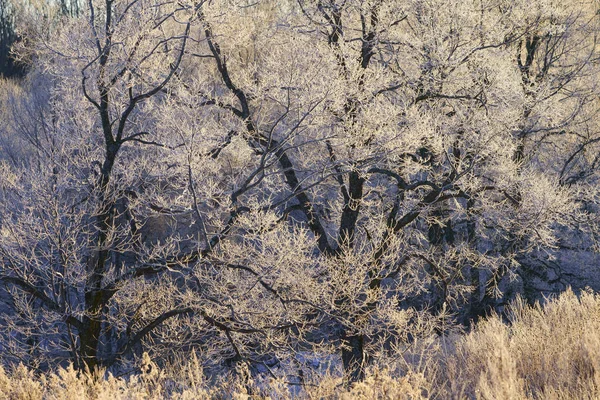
[2,288,599,399]
[442,288,600,399]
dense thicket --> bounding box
[1,289,600,398]
[0,0,81,77]
[0,0,599,386]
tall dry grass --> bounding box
[441,288,600,399]
[2,288,600,399]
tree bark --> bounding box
[341,332,366,384]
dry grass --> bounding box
[2,288,600,399]
[442,288,600,399]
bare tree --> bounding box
[0,0,597,386]
[159,0,581,381]
[0,0,200,370]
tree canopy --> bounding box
[1,0,599,384]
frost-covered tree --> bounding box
[0,0,598,384]
[0,0,83,77]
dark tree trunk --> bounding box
[79,139,119,370]
[341,332,366,384]
[80,312,103,370]
[338,171,365,249]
